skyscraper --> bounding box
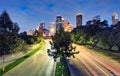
[26,30,34,36]
[93,15,100,21]
[56,16,64,31]
[36,22,45,34]
[112,12,119,25]
[76,13,83,28]
[49,22,56,36]
[64,19,73,32]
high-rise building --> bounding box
[112,12,119,25]
[43,29,49,37]
[56,16,64,31]
[49,22,56,36]
[26,30,34,36]
[36,22,45,34]
[76,13,83,28]
[64,19,73,32]
[93,15,100,21]
[55,16,73,32]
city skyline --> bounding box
[0,0,120,32]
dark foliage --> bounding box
[0,10,20,54]
[49,27,79,61]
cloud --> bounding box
[0,0,120,31]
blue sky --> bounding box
[0,0,120,32]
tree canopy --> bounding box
[49,26,79,61]
[0,10,20,54]
[71,18,120,52]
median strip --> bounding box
[55,57,71,76]
[0,43,42,76]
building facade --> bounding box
[49,22,56,36]
[26,30,34,36]
[64,19,73,32]
[112,12,119,25]
[93,15,100,21]
[56,16,64,31]
[43,29,49,38]
[36,22,45,34]
[76,13,83,28]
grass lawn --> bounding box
[0,43,42,76]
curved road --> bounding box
[4,40,55,76]
[67,44,120,76]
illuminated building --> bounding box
[112,12,119,25]
[63,19,73,32]
[76,13,83,28]
[55,16,73,32]
[43,29,49,37]
[49,22,56,36]
[26,30,34,36]
[36,22,45,34]
[56,16,64,31]
[93,15,100,21]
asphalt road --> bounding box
[67,44,120,76]
[4,40,55,76]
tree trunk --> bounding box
[109,45,112,51]
[92,40,98,49]
[2,50,5,71]
[117,43,120,52]
[118,46,120,52]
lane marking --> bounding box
[78,57,96,76]
[77,45,120,75]
[82,54,110,76]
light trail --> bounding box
[70,44,120,76]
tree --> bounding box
[36,35,44,43]
[0,10,20,71]
[49,27,79,61]
[71,27,89,45]
[112,22,120,52]
[86,19,108,47]
[99,28,119,51]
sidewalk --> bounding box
[0,44,38,69]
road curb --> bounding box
[65,58,72,76]
[53,62,56,76]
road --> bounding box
[67,44,120,76]
[4,40,55,76]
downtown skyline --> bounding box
[0,0,120,32]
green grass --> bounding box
[55,62,63,76]
[55,57,71,76]
[0,43,42,76]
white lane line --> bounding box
[78,56,96,76]
[75,57,92,76]
[83,50,120,75]
[84,68,92,76]
[82,54,109,76]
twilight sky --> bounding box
[0,0,120,32]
